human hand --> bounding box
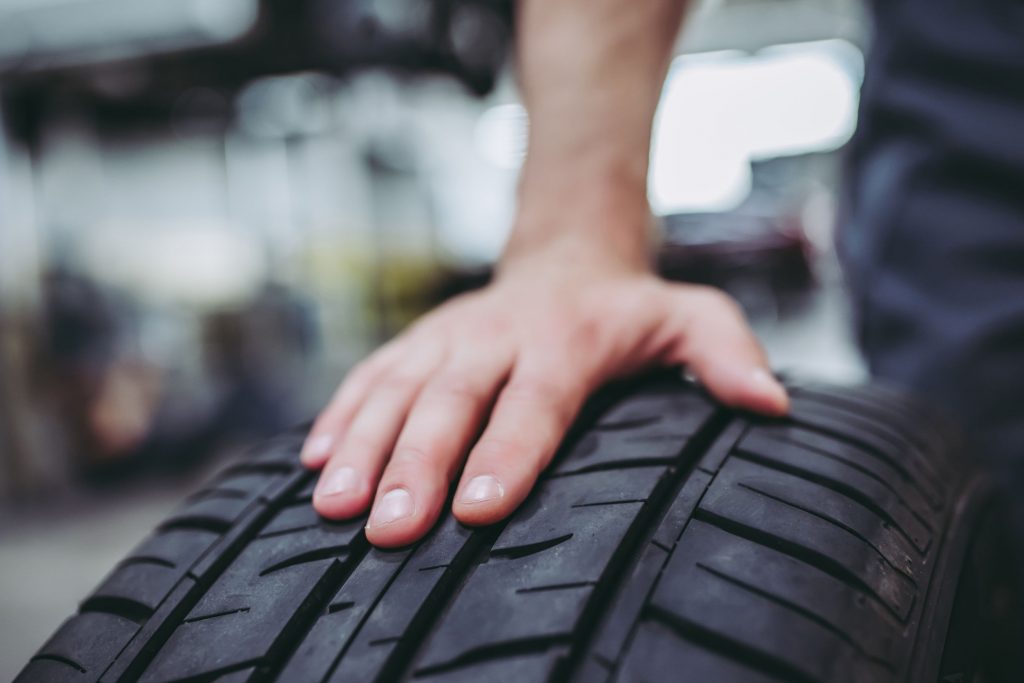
[301,258,788,548]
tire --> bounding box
[15,373,1018,683]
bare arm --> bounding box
[303,0,789,549]
[508,0,687,273]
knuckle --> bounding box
[501,377,578,426]
[384,446,451,483]
[469,315,508,340]
[501,377,554,404]
[339,429,382,456]
[473,436,549,478]
[428,372,489,403]
[377,371,420,394]
[691,286,744,318]
[472,435,526,462]
[391,445,438,467]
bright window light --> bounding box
[649,39,864,214]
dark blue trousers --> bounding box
[842,0,1024,512]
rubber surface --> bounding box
[15,374,996,682]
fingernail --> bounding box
[316,466,359,497]
[368,488,414,527]
[302,434,333,463]
[459,475,504,505]
[750,369,789,406]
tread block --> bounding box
[586,541,669,669]
[648,554,895,683]
[553,386,714,474]
[788,385,940,456]
[650,469,714,550]
[139,524,360,682]
[718,459,920,581]
[615,618,782,683]
[161,496,254,532]
[128,528,221,569]
[679,521,903,666]
[417,468,666,671]
[96,578,197,683]
[17,659,90,683]
[89,562,183,613]
[255,509,364,566]
[212,471,290,498]
[293,476,318,502]
[213,666,258,683]
[259,503,320,536]
[418,651,565,682]
[279,550,412,683]
[325,516,479,682]
[19,612,139,682]
[788,396,925,459]
[242,434,304,467]
[697,485,916,621]
[752,424,943,511]
[737,429,933,552]
[585,463,719,674]
[785,403,946,507]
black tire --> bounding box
[15,374,1019,682]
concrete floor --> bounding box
[0,274,865,681]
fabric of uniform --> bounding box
[842,0,1024,533]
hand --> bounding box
[300,259,789,548]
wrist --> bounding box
[498,213,656,284]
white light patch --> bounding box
[474,103,529,170]
[650,39,863,214]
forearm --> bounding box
[504,0,690,272]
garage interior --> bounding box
[0,0,944,678]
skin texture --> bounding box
[303,0,790,548]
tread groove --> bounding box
[548,458,676,477]
[172,658,262,683]
[80,596,153,624]
[770,428,916,486]
[29,654,87,674]
[516,581,596,594]
[258,545,352,576]
[736,482,916,583]
[373,524,502,682]
[693,508,905,622]
[319,546,419,681]
[490,534,574,560]
[252,547,370,683]
[694,562,896,671]
[593,416,661,432]
[256,524,321,540]
[108,473,314,682]
[792,421,939,498]
[118,556,177,570]
[733,449,927,551]
[187,488,249,503]
[327,601,355,614]
[738,435,933,531]
[570,499,646,509]
[643,604,817,683]
[182,607,251,624]
[555,410,733,680]
[222,462,294,476]
[159,517,232,535]
[413,636,572,678]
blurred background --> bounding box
[0,0,870,675]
